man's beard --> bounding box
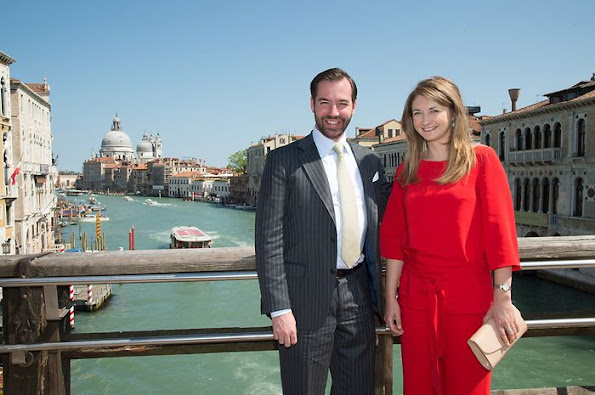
[315,115,352,141]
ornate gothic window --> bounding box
[577,119,586,157]
[514,178,522,211]
[515,129,523,151]
[499,132,505,161]
[543,124,552,148]
[524,127,532,150]
[541,178,550,214]
[532,178,540,213]
[554,123,562,148]
[534,126,542,149]
[574,178,584,217]
[523,178,530,211]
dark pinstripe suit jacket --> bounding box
[255,132,391,330]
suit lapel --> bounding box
[298,134,335,223]
[349,141,373,200]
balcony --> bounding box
[515,210,548,227]
[508,147,562,165]
[2,184,19,199]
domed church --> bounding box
[136,131,162,163]
[97,114,162,163]
[99,114,134,161]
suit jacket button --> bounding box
[331,237,336,243]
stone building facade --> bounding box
[480,76,595,238]
[10,78,57,254]
[0,50,17,254]
[246,133,302,205]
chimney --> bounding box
[508,88,520,112]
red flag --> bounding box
[10,167,20,185]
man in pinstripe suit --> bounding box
[256,68,390,394]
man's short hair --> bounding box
[310,68,357,102]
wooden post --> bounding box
[2,255,67,394]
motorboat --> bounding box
[170,226,212,249]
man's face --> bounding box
[310,78,356,142]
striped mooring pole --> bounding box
[69,285,75,328]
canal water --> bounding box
[63,194,595,394]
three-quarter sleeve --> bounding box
[475,146,521,271]
[380,169,407,260]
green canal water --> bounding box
[64,194,595,394]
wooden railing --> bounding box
[1,237,595,394]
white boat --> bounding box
[144,199,157,205]
[78,215,110,222]
[122,196,133,201]
[170,226,212,249]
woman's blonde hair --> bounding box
[398,76,475,185]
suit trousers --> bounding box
[278,265,376,395]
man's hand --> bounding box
[272,312,298,348]
[383,297,404,336]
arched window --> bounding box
[514,178,522,210]
[499,132,505,161]
[577,119,586,157]
[574,178,584,217]
[0,77,7,118]
[523,178,530,211]
[524,127,532,150]
[541,178,550,214]
[543,124,552,148]
[485,133,491,147]
[515,129,523,150]
[554,123,562,148]
[532,178,540,213]
[552,178,559,214]
[534,126,542,149]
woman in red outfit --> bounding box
[380,76,523,395]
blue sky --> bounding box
[4,0,594,172]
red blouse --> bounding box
[380,145,520,313]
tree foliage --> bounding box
[228,149,247,174]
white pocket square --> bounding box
[372,172,379,182]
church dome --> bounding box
[102,131,133,150]
[136,132,153,153]
[100,114,134,158]
[137,140,152,153]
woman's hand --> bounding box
[384,295,404,336]
[483,295,521,346]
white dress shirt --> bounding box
[312,127,367,269]
[271,129,367,318]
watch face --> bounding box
[499,283,511,292]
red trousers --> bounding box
[400,304,491,394]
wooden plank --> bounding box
[0,235,593,278]
[0,247,256,277]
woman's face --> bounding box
[411,94,454,146]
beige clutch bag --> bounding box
[467,310,527,371]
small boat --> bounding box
[122,196,133,201]
[144,198,157,205]
[78,215,110,222]
[170,226,212,249]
